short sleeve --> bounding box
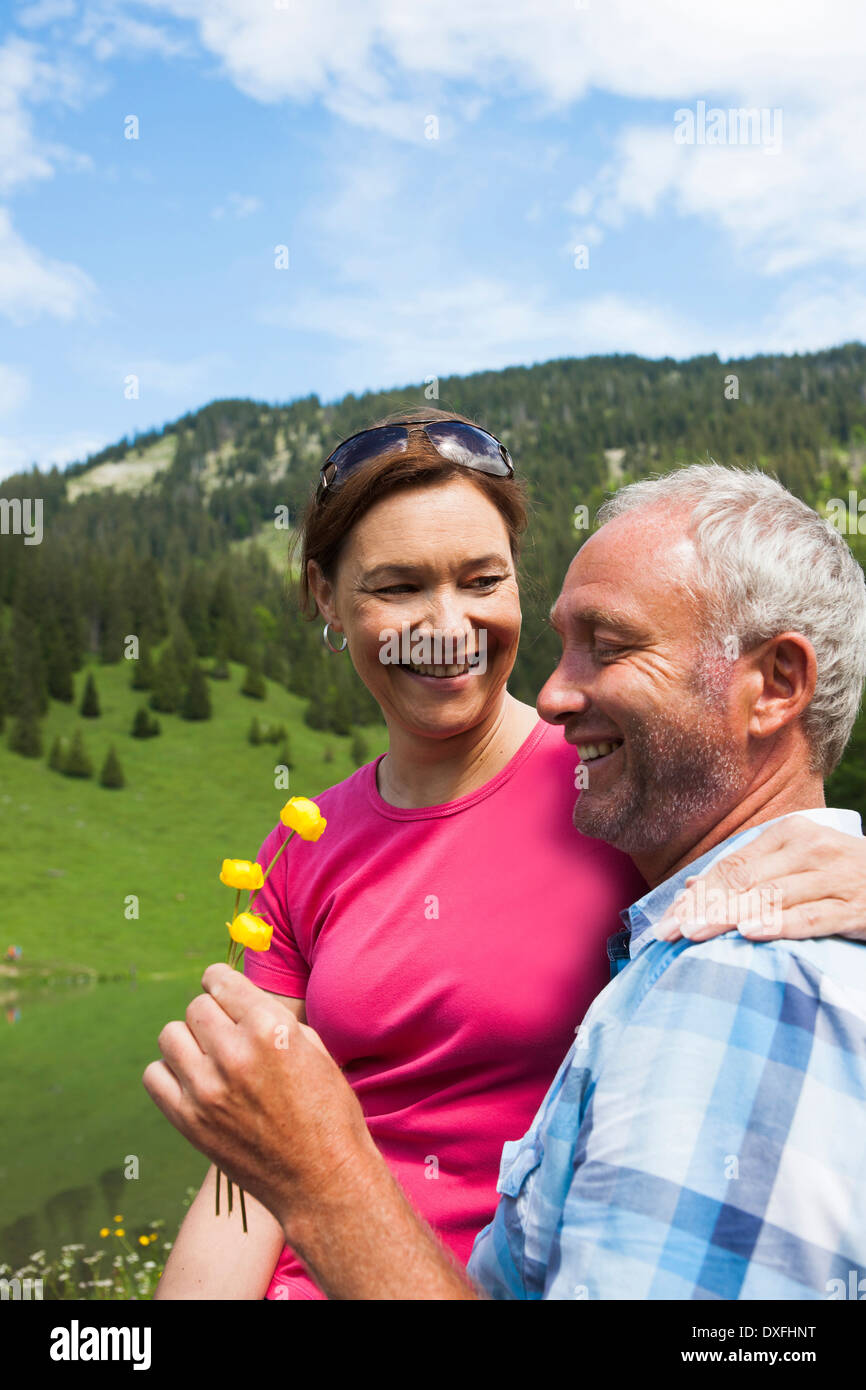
[241,820,309,998]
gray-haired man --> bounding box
[145,464,866,1300]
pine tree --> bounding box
[263,644,287,684]
[9,602,49,718]
[46,644,75,702]
[48,734,68,770]
[181,664,212,720]
[130,643,155,690]
[80,672,100,717]
[0,626,12,734]
[99,745,125,788]
[7,707,42,757]
[44,619,75,702]
[169,618,196,683]
[241,662,267,700]
[179,567,213,656]
[248,716,263,745]
[303,688,334,731]
[350,728,369,766]
[63,729,93,778]
[149,645,183,713]
[131,706,160,738]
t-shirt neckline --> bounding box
[365,718,548,821]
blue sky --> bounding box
[1,0,864,479]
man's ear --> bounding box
[306,560,341,631]
[747,631,817,743]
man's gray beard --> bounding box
[573,689,745,856]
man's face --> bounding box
[536,508,748,859]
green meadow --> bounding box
[0,657,387,982]
[0,658,387,1284]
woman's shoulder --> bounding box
[530,717,580,767]
[260,760,377,846]
[307,758,379,812]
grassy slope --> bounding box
[0,658,388,983]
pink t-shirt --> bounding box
[244,718,644,1299]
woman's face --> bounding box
[312,477,522,740]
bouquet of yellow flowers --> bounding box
[216,796,327,1231]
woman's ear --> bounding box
[307,559,341,630]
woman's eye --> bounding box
[468,575,503,588]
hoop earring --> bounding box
[323,622,348,654]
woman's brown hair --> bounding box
[296,406,529,616]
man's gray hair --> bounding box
[596,463,866,776]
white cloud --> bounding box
[210,192,262,220]
[73,8,193,62]
[0,429,104,480]
[0,364,31,415]
[722,284,866,359]
[116,352,230,397]
[16,0,78,28]
[133,0,865,111]
[0,35,91,193]
[260,275,702,382]
[570,98,866,274]
[0,207,96,322]
[124,0,866,278]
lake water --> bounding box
[0,974,211,1277]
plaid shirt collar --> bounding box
[619,806,863,963]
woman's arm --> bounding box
[655,815,866,942]
[153,994,306,1300]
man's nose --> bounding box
[537,656,592,726]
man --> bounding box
[144,463,866,1299]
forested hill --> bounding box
[1,342,865,813]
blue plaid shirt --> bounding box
[467,807,866,1299]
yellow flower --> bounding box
[114,1228,125,1237]
[219,859,264,891]
[99,1228,110,1238]
[138,1235,149,1246]
[113,1214,123,1222]
[226,912,273,952]
[149,1234,158,1243]
[280,797,327,841]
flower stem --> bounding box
[248,830,296,915]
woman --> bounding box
[155,407,866,1299]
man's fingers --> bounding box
[201,961,269,1024]
[298,1021,330,1057]
[185,990,235,1055]
[142,1056,185,1117]
[155,1016,208,1092]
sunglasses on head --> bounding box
[317,419,514,499]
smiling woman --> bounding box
[152,407,647,1301]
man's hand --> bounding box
[143,964,478,1299]
[143,964,376,1234]
[656,814,866,943]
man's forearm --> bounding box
[279,1141,481,1300]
